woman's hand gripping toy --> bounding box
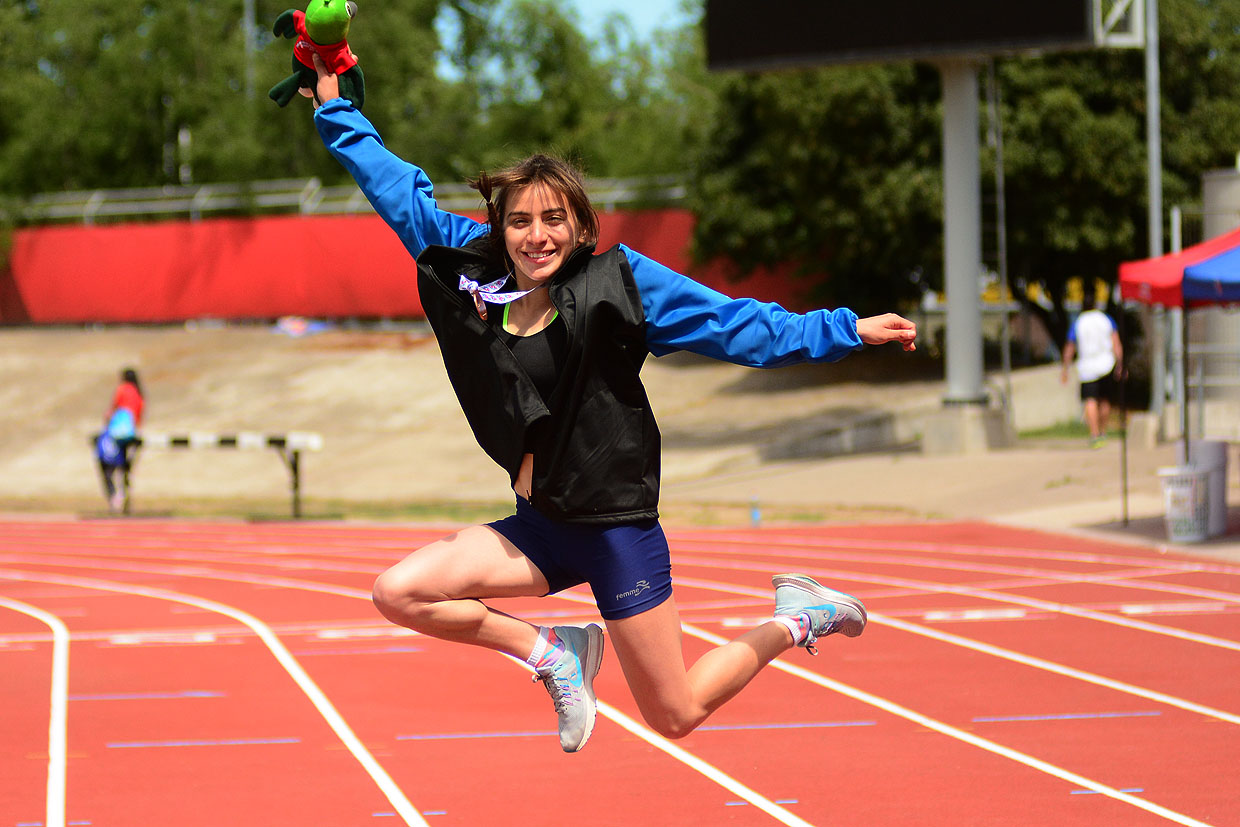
[268,0,364,110]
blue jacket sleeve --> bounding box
[623,245,863,367]
[313,98,488,257]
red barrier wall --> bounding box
[0,209,811,324]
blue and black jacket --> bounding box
[315,98,864,523]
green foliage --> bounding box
[0,0,706,198]
[688,0,1240,324]
[689,63,943,314]
[10,0,1240,337]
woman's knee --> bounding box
[639,706,701,740]
[371,565,439,625]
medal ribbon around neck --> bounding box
[458,274,546,321]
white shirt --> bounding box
[1069,309,1117,382]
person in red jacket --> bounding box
[97,367,144,513]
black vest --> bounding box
[416,240,660,524]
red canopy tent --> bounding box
[1119,224,1240,307]
[1117,225,1240,534]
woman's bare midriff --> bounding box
[514,452,535,500]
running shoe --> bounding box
[772,573,867,654]
[532,623,604,752]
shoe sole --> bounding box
[560,623,604,752]
[771,574,868,637]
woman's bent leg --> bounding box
[605,596,795,739]
[372,525,550,660]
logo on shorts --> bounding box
[615,580,651,602]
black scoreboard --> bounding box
[706,0,1097,70]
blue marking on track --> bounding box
[106,737,300,748]
[396,730,556,741]
[69,690,224,701]
[973,711,1161,723]
[697,720,876,732]
[1071,788,1145,795]
[291,646,423,656]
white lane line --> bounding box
[500,651,812,827]
[682,622,1212,827]
[0,570,428,827]
[18,538,1240,629]
[873,612,1240,726]
[0,596,69,827]
[546,587,1220,826]
[672,538,1240,608]
[59,531,1221,653]
[0,557,807,821]
[598,700,812,827]
[676,575,1240,727]
[4,547,1228,823]
[671,531,1240,576]
[674,553,1240,653]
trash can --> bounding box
[1158,466,1210,543]
[1176,441,1229,538]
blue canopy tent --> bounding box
[1119,224,1240,308]
[1183,245,1240,303]
[1119,227,1240,531]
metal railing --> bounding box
[22,175,686,225]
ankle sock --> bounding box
[527,627,565,671]
[772,612,811,646]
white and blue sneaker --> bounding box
[773,574,867,655]
[532,624,604,752]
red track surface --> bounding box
[2,518,1238,826]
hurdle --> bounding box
[93,431,323,518]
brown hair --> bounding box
[469,154,600,267]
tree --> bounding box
[686,0,1240,339]
[688,63,943,316]
[0,0,705,203]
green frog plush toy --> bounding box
[268,0,364,109]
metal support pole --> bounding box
[243,0,257,99]
[289,450,302,519]
[1145,0,1162,262]
[940,59,987,406]
[275,446,303,519]
[986,61,1013,425]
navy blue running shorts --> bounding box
[487,497,673,620]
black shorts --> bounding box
[1080,375,1114,401]
[488,497,673,620]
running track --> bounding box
[2,518,1238,826]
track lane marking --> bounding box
[0,558,819,823]
[596,699,813,827]
[685,620,1215,827]
[668,530,1240,575]
[4,539,1233,824]
[15,535,1240,643]
[7,551,1236,723]
[670,539,1240,607]
[544,587,1221,826]
[676,575,1240,726]
[0,570,428,827]
[0,596,69,827]
[674,553,1240,652]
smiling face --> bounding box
[502,182,582,288]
